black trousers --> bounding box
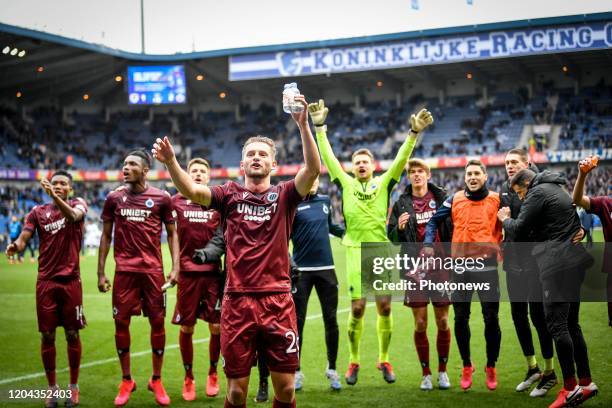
[452,270,501,367]
[543,302,591,382]
[540,270,591,382]
[507,270,554,360]
[293,269,339,371]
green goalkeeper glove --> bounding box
[409,108,434,133]
[308,99,329,127]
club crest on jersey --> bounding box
[429,199,437,209]
[370,184,377,190]
[46,212,51,218]
[242,192,249,199]
[323,205,329,214]
[122,196,127,202]
[145,198,154,208]
[267,192,278,202]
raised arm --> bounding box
[40,178,85,223]
[383,108,434,184]
[292,95,321,197]
[309,100,351,187]
[152,136,212,207]
[572,156,598,210]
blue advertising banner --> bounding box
[229,21,612,81]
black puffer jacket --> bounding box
[502,170,582,243]
[387,182,453,243]
[503,170,593,282]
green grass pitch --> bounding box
[0,231,609,407]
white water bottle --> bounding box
[282,83,304,114]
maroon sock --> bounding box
[66,335,82,384]
[579,377,592,386]
[179,330,194,379]
[115,319,131,377]
[564,377,577,391]
[41,340,56,386]
[209,333,221,374]
[150,318,165,378]
[414,331,431,376]
[272,398,296,408]
[436,329,451,372]
[224,398,246,408]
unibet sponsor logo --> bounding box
[120,208,152,222]
[237,202,278,222]
[353,190,375,201]
[184,210,214,223]
[416,209,436,224]
[44,217,66,234]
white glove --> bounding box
[409,108,434,133]
[308,99,329,126]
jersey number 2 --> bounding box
[285,331,299,354]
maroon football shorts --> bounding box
[112,271,165,320]
[36,277,86,333]
[221,292,299,379]
[172,272,221,326]
[404,269,452,308]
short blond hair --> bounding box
[187,157,210,170]
[352,148,374,162]
[407,158,430,175]
[242,135,276,159]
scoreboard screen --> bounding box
[127,65,187,105]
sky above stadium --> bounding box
[0,0,610,55]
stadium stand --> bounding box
[3,84,610,171]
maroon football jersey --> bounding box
[209,180,303,293]
[412,191,439,243]
[24,198,88,280]
[101,186,175,273]
[589,196,612,274]
[171,193,221,272]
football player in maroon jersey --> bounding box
[152,95,319,408]
[170,157,223,400]
[6,170,87,408]
[97,150,180,407]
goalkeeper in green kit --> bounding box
[307,100,433,385]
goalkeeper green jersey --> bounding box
[316,128,417,247]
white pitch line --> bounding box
[0,306,360,385]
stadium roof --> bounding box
[1,28,611,107]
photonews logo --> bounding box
[277,51,303,77]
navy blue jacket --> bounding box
[291,194,345,271]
